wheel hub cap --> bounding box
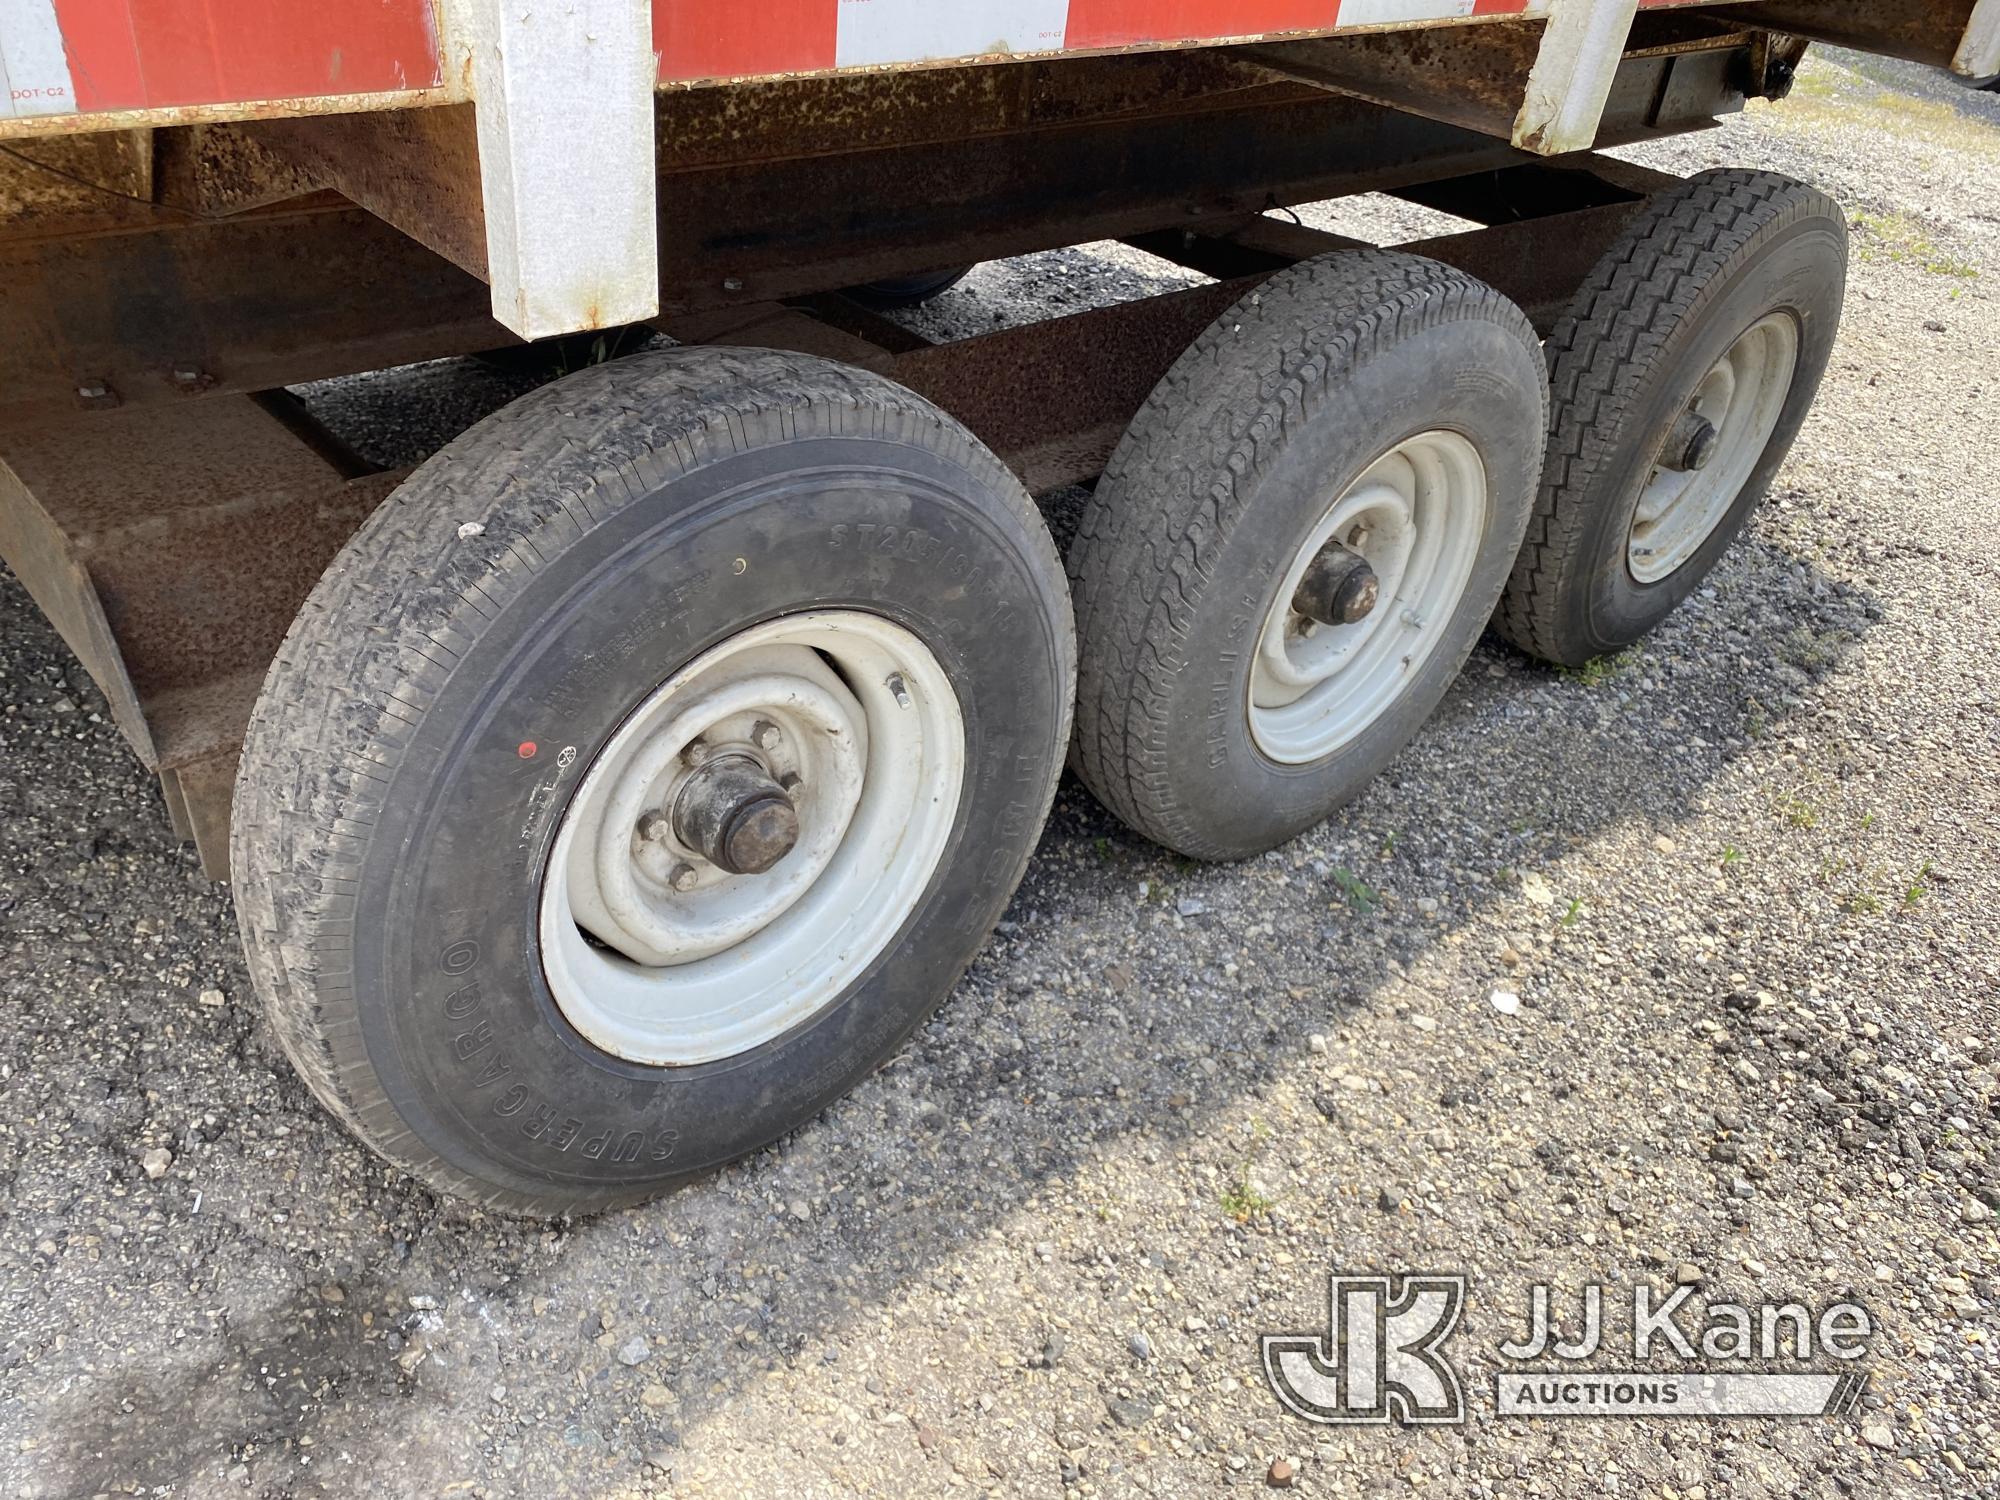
[539,612,965,1065]
[1662,409,1721,473]
[1293,544,1381,626]
[1247,430,1489,766]
[672,751,799,875]
[1628,312,1799,584]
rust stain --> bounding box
[0,88,466,143]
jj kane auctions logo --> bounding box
[1263,1274,1873,1424]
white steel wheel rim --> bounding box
[1248,430,1488,765]
[540,611,964,1066]
[1629,312,1799,585]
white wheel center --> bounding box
[540,612,964,1065]
[1248,430,1488,765]
[1629,312,1799,585]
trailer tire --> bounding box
[1068,251,1546,861]
[231,347,1073,1216]
[1498,170,1847,667]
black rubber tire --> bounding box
[847,267,974,310]
[230,347,1073,1216]
[1498,169,1847,667]
[1067,251,1547,861]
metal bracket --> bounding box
[1960,0,2000,75]
[446,0,660,338]
[1515,0,1643,155]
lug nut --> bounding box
[636,809,669,843]
[778,771,803,792]
[682,737,713,768]
[1292,543,1380,627]
[752,719,781,751]
[667,861,700,893]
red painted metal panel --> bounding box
[655,0,838,83]
[1063,2,1541,51]
[1066,2,1343,51]
[43,0,145,111]
[49,0,440,113]
[23,0,1762,121]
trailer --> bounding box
[1,0,1994,1214]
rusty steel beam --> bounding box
[1237,12,1759,153]
[0,397,397,716]
[790,294,935,357]
[652,93,1533,317]
[0,452,156,763]
[695,197,1649,495]
[1,42,1746,419]
[1127,199,1645,337]
[653,50,1289,172]
[1125,220,1367,280]
[230,52,1294,291]
[647,42,1747,318]
[0,131,158,240]
[1705,1,1981,69]
[0,396,402,874]
[0,203,510,419]
[658,304,899,373]
[243,109,490,282]
[1238,23,1550,142]
[1387,157,1670,225]
[893,280,1260,494]
[1383,204,1647,334]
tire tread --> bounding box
[1067,250,1544,857]
[1497,169,1848,665]
[231,348,1070,1216]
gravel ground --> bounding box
[4,50,1998,1500]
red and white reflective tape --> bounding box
[4,0,441,122]
[651,0,1723,84]
[658,0,1539,83]
[0,0,1771,125]
[1,0,74,118]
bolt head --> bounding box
[667,861,700,892]
[751,719,781,752]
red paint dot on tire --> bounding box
[517,741,538,759]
